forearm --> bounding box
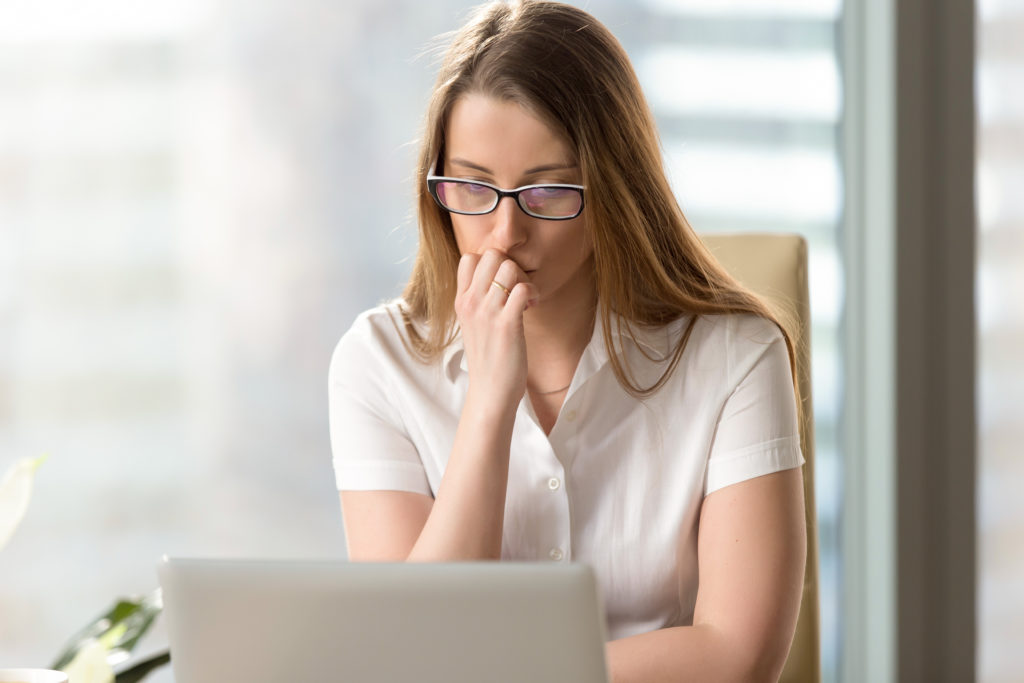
[606,623,783,683]
[406,392,517,561]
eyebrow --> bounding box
[448,157,579,175]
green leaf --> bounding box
[52,589,163,671]
[61,639,115,683]
[113,650,171,683]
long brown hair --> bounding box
[401,0,797,397]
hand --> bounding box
[454,248,539,413]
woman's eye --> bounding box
[531,186,573,198]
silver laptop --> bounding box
[158,557,609,683]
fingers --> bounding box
[475,249,513,290]
[454,248,538,339]
[490,259,520,301]
[457,252,479,294]
[489,279,512,299]
[487,257,538,317]
[459,248,530,305]
[507,281,538,314]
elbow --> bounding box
[747,656,789,683]
[707,627,794,683]
[716,655,785,683]
[735,635,795,683]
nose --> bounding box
[489,195,528,251]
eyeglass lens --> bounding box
[435,181,581,218]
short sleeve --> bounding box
[328,313,432,496]
[704,317,804,496]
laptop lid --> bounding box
[157,557,609,683]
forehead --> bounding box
[445,93,575,170]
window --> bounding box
[0,3,845,680]
[977,1,1024,680]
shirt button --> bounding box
[565,410,578,422]
[547,477,561,491]
[549,548,564,561]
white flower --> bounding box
[0,454,48,552]
[60,639,115,683]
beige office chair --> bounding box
[701,233,820,683]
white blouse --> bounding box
[328,300,803,640]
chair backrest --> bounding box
[700,233,820,683]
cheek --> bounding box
[557,216,591,255]
[580,218,593,253]
[450,217,473,255]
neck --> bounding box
[523,296,596,353]
[522,274,598,392]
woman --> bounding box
[329,1,806,680]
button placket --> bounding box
[540,457,569,562]
[513,400,573,564]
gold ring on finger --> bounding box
[490,279,511,297]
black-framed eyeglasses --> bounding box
[427,175,585,220]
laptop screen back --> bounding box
[158,558,609,683]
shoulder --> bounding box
[633,313,783,359]
[614,313,787,392]
[334,299,406,355]
[330,299,431,385]
[691,313,786,353]
[633,312,782,349]
[696,312,783,339]
[663,313,790,386]
[619,313,785,369]
[338,298,416,344]
[695,314,793,393]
